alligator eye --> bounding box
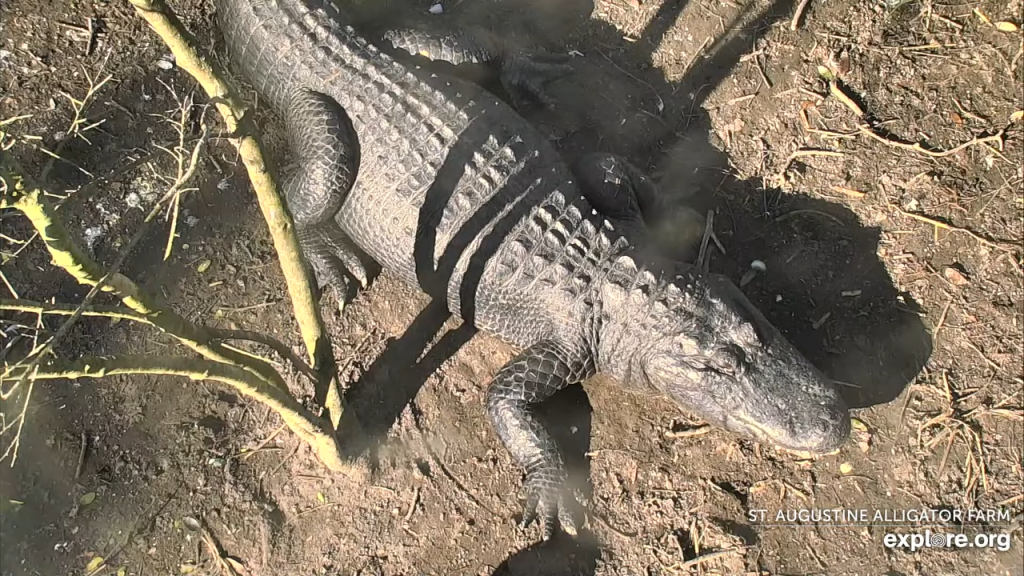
[709,345,746,376]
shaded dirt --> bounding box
[1,0,1022,575]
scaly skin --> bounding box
[215,0,852,540]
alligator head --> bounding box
[637,271,851,453]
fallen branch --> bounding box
[0,299,318,381]
[127,0,349,430]
[0,168,288,394]
[2,354,346,472]
[0,163,358,474]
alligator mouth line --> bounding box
[728,413,788,445]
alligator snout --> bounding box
[736,395,851,454]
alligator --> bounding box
[214,0,851,540]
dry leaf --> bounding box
[944,266,970,286]
[995,21,1019,32]
[226,557,248,575]
[950,111,964,126]
[85,556,105,573]
[974,8,992,25]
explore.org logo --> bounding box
[884,530,1013,552]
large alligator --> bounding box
[214,0,851,539]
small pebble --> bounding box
[428,3,443,14]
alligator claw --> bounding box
[520,467,583,540]
[299,225,370,313]
[500,51,573,109]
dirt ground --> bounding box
[1,0,1022,574]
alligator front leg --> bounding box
[380,25,572,108]
[282,88,373,311]
[486,340,594,540]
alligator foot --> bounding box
[486,340,593,540]
[281,88,374,311]
[572,152,707,260]
[297,224,371,312]
[381,25,572,109]
[571,152,660,247]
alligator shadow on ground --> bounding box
[489,531,601,576]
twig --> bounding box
[207,327,317,382]
[776,149,845,184]
[965,341,1001,371]
[831,185,866,198]
[933,294,955,338]
[597,50,665,114]
[239,423,288,461]
[75,430,88,479]
[128,0,350,431]
[200,521,245,576]
[827,79,1009,159]
[857,124,1006,159]
[891,206,1018,253]
[679,548,745,570]
[791,0,812,30]
[0,269,18,299]
[697,209,715,274]
[0,301,313,380]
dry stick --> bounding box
[828,80,1008,159]
[678,548,744,570]
[697,210,715,274]
[75,431,88,479]
[127,0,349,431]
[790,0,812,30]
[891,206,1018,254]
[0,170,353,473]
[857,124,1007,159]
[2,355,346,472]
[199,522,244,576]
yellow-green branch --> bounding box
[2,355,352,474]
[0,167,288,394]
[127,0,347,429]
[0,299,318,380]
